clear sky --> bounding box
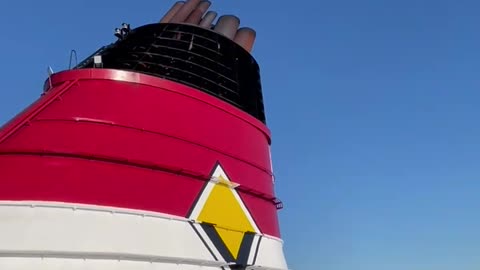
[1,0,479,269]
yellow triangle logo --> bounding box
[193,168,258,259]
[215,228,246,259]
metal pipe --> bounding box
[185,1,211,25]
[170,0,202,23]
[214,15,240,39]
[234,27,257,53]
[159,1,185,23]
[199,11,217,28]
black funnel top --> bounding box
[76,23,266,123]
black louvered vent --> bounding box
[76,23,266,123]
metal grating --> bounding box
[76,23,266,123]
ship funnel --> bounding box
[0,1,288,269]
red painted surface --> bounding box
[0,69,281,237]
[0,155,204,216]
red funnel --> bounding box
[0,4,288,270]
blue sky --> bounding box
[1,0,480,269]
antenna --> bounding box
[45,66,54,92]
[69,50,78,69]
[47,66,54,76]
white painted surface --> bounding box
[0,258,223,270]
[0,202,288,269]
[254,234,289,270]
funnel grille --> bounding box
[76,23,266,123]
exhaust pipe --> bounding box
[185,1,211,25]
[170,0,202,23]
[214,15,240,39]
[234,27,257,53]
[159,1,185,23]
[199,10,217,28]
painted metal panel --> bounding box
[0,202,287,269]
[0,70,281,237]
